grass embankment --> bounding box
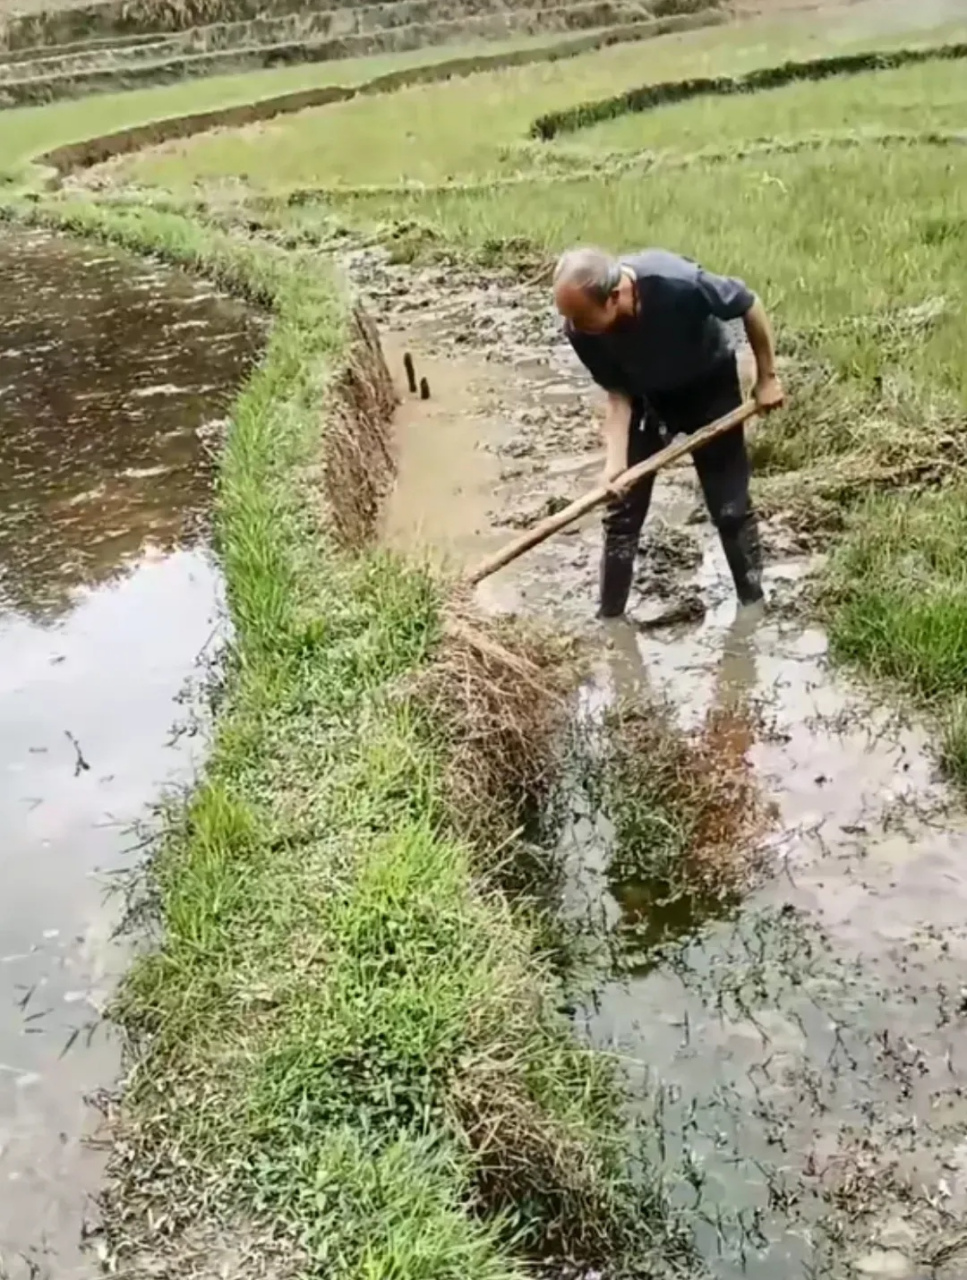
[0,28,631,181]
[101,19,967,191]
[13,199,669,1277]
[99,15,967,780]
[0,5,695,108]
[0,44,462,179]
[0,15,724,183]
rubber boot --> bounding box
[719,514,765,606]
[597,533,638,618]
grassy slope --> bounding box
[97,11,967,777]
[0,30,584,178]
[16,197,659,1279]
[110,17,967,191]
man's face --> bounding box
[555,283,623,335]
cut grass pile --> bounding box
[14,198,673,1277]
[589,695,769,954]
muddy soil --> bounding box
[0,228,262,1279]
[352,244,967,1280]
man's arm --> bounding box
[693,265,784,413]
[742,296,784,412]
[565,328,633,481]
[600,391,634,484]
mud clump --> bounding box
[502,491,571,529]
[634,588,706,630]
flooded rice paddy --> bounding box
[0,228,261,1278]
[360,246,967,1280]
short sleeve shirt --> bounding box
[565,248,754,399]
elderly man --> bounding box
[553,245,784,617]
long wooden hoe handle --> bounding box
[465,398,759,586]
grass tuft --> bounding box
[826,489,967,783]
[827,491,967,702]
[408,608,573,853]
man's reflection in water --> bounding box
[602,601,765,730]
[701,599,765,766]
[602,614,653,705]
[600,604,767,966]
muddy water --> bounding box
[359,247,967,1280]
[0,228,261,1279]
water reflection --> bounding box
[0,229,261,621]
[0,228,261,1279]
[599,607,765,966]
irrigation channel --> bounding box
[0,227,262,1278]
[359,245,967,1280]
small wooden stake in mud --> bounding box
[420,377,431,401]
[403,352,417,394]
[465,399,759,586]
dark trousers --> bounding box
[599,357,764,617]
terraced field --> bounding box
[0,0,718,103]
[7,1,967,1279]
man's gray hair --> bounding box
[553,246,622,305]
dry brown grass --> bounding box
[322,304,398,548]
[447,1058,640,1265]
[411,597,575,854]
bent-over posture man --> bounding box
[553,246,784,617]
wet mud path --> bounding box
[353,246,967,1280]
[0,228,262,1278]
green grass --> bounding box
[329,143,967,392]
[827,489,967,782]
[108,16,967,191]
[11,199,667,1277]
[828,490,967,702]
[0,31,592,178]
[566,58,967,153]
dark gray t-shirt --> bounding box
[565,248,754,398]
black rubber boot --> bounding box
[597,534,638,618]
[719,514,765,606]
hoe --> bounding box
[465,398,758,586]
